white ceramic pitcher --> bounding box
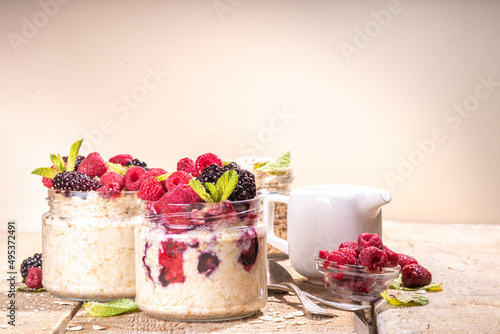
[263,184,391,284]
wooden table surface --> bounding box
[2,221,500,334]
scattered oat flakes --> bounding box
[448,265,455,269]
[93,325,105,330]
[277,325,286,329]
[250,320,264,324]
[324,319,332,323]
[0,325,10,329]
[67,326,83,331]
[268,308,274,312]
[54,301,73,305]
[292,311,304,317]
[259,315,275,321]
[295,321,307,325]
[284,313,295,319]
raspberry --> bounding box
[318,250,329,260]
[137,176,165,201]
[195,153,223,176]
[77,152,108,177]
[166,171,192,192]
[100,171,125,190]
[383,245,399,267]
[52,171,101,191]
[197,252,220,277]
[346,277,376,294]
[20,253,42,279]
[62,155,85,171]
[162,183,201,205]
[158,239,187,286]
[177,157,197,176]
[97,183,121,193]
[146,168,168,191]
[42,176,53,188]
[398,254,418,268]
[124,166,147,191]
[339,241,360,256]
[358,246,388,272]
[358,233,383,251]
[401,264,432,288]
[26,267,43,289]
[324,249,357,270]
[238,229,259,271]
[109,154,133,166]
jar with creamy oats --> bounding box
[135,197,267,321]
[42,189,143,301]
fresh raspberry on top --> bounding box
[124,166,147,191]
[146,168,168,192]
[162,183,201,204]
[166,171,192,192]
[318,250,330,260]
[398,253,418,268]
[77,152,108,177]
[383,245,399,267]
[100,171,125,190]
[339,241,360,256]
[195,153,222,176]
[109,154,133,166]
[177,157,197,176]
[137,176,165,201]
[324,249,357,270]
[26,267,43,289]
[401,264,432,288]
[97,183,121,193]
[358,233,383,251]
[357,246,388,272]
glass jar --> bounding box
[135,198,267,321]
[42,189,143,301]
[253,168,294,254]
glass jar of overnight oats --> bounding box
[42,189,143,301]
[135,197,267,321]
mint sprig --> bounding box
[381,290,429,307]
[31,167,58,179]
[106,162,128,176]
[83,298,138,317]
[189,170,239,203]
[50,153,66,173]
[255,151,290,173]
[390,274,443,292]
[66,139,83,172]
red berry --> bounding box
[401,264,432,288]
[109,154,133,166]
[383,245,399,267]
[358,246,388,271]
[195,153,222,176]
[124,166,147,191]
[137,176,165,201]
[346,277,376,294]
[161,183,201,204]
[146,168,168,192]
[100,171,125,190]
[339,241,360,256]
[177,157,197,176]
[358,233,383,251]
[158,239,187,286]
[324,249,357,270]
[318,250,330,260]
[97,183,121,193]
[398,254,418,268]
[26,267,43,289]
[77,152,108,177]
[166,171,192,192]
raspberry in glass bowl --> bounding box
[314,257,400,302]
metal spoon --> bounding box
[267,259,370,312]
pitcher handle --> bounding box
[263,194,289,254]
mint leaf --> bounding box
[390,274,443,292]
[50,153,66,173]
[31,167,58,179]
[83,298,138,317]
[381,291,429,306]
[106,162,128,176]
[66,139,83,172]
[17,285,46,292]
[205,182,221,202]
[217,170,238,200]
[255,151,290,172]
[157,172,174,182]
[189,179,213,203]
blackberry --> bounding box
[62,155,85,171]
[224,163,256,201]
[125,158,149,170]
[52,171,101,191]
[20,253,42,279]
[197,164,225,184]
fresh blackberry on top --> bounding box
[125,158,149,170]
[20,253,42,280]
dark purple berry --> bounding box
[197,252,220,277]
[238,235,259,271]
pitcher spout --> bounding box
[360,188,391,219]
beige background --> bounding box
[1,0,499,232]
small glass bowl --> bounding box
[314,257,400,302]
